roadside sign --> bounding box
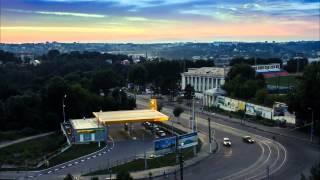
[154,136,176,154]
[178,132,198,149]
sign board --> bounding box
[154,136,176,154]
[178,132,198,149]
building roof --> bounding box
[70,118,100,130]
[93,109,169,124]
[182,67,229,77]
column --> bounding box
[215,78,218,88]
[181,74,185,90]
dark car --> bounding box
[243,136,255,143]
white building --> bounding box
[181,67,229,92]
[251,63,281,73]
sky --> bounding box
[0,0,319,43]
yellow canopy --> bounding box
[93,109,169,125]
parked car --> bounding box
[223,137,232,146]
[156,130,166,137]
[243,136,255,143]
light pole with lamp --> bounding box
[62,94,67,123]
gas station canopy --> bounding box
[93,109,169,125]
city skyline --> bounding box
[0,0,319,43]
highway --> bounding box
[136,96,320,180]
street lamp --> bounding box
[62,94,67,123]
[307,107,314,142]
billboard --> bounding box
[154,136,176,154]
[178,132,198,149]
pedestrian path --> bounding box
[0,132,54,149]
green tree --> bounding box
[91,70,122,92]
[301,162,320,180]
[173,106,184,123]
[288,62,320,132]
[223,63,266,100]
[63,173,74,180]
[184,84,195,100]
[128,65,147,86]
[116,170,133,180]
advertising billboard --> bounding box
[178,132,198,149]
[154,136,176,154]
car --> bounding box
[243,136,255,143]
[143,122,152,129]
[156,130,166,137]
[223,137,232,146]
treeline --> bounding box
[0,50,135,132]
[0,50,214,132]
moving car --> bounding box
[223,137,232,146]
[243,136,255,143]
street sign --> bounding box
[178,132,198,149]
[154,136,176,154]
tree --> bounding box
[288,62,320,133]
[91,70,123,92]
[301,162,320,180]
[173,106,184,123]
[63,173,74,180]
[128,65,147,86]
[223,63,266,100]
[184,84,195,100]
[116,170,133,180]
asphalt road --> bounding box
[136,96,320,180]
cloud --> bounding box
[5,9,106,18]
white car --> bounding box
[156,130,166,137]
[223,137,232,146]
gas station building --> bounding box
[62,100,169,144]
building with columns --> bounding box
[181,67,229,92]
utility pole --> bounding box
[266,165,270,180]
[62,94,67,123]
[179,151,184,180]
[308,107,314,142]
[208,117,212,153]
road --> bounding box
[136,96,320,180]
[0,125,155,180]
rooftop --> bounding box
[182,67,229,77]
[93,109,169,124]
[70,118,100,130]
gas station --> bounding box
[61,99,169,144]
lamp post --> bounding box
[308,107,314,142]
[62,94,67,123]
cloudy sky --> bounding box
[0,0,319,43]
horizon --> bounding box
[1,40,320,45]
[0,0,320,43]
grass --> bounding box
[0,128,42,143]
[84,140,201,176]
[266,75,300,87]
[48,142,105,167]
[0,132,66,168]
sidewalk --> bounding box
[178,102,320,144]
[0,132,54,149]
